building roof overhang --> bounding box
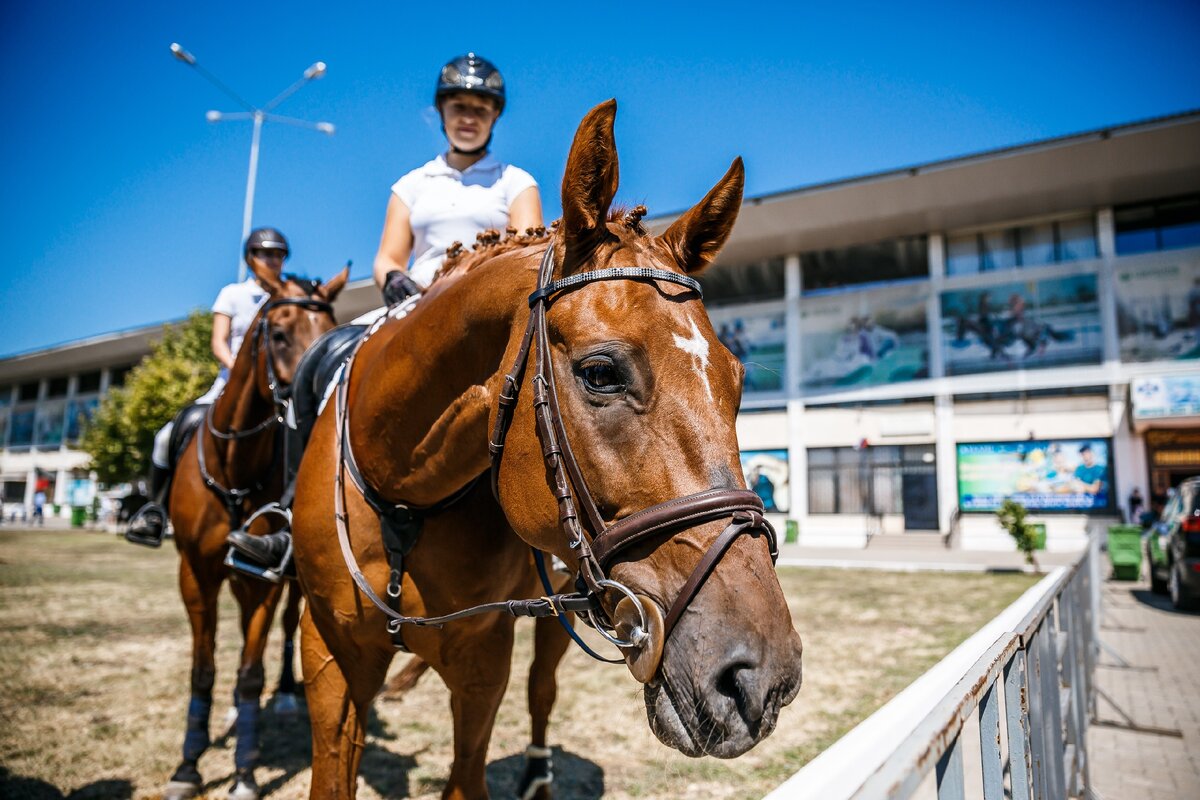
[651,110,1200,264]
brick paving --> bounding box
[1088,576,1200,800]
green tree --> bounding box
[81,311,217,484]
[996,498,1041,572]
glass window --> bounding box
[1115,194,1200,254]
[1057,217,1097,261]
[0,410,8,449]
[802,236,929,292]
[946,235,979,276]
[46,377,69,398]
[980,229,1017,271]
[34,398,67,448]
[108,365,133,388]
[3,481,26,503]
[9,407,34,447]
[0,387,11,408]
[77,371,102,394]
[17,382,39,402]
[700,257,786,305]
[1017,223,1055,267]
[66,396,99,443]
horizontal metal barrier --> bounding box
[767,533,1099,799]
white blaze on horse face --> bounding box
[673,318,713,401]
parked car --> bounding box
[1145,477,1200,610]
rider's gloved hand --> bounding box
[382,270,422,308]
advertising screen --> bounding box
[710,304,786,394]
[740,449,789,513]
[940,274,1102,375]
[1115,258,1200,362]
[800,284,929,392]
[957,438,1112,512]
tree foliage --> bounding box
[81,311,217,484]
[996,498,1041,572]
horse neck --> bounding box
[206,322,279,480]
[348,252,535,506]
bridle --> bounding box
[489,242,779,648]
[198,295,334,526]
[332,239,777,663]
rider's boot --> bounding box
[125,463,169,548]
[227,529,293,574]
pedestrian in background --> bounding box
[1127,486,1145,526]
[32,490,46,526]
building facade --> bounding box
[3,110,1198,546]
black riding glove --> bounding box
[382,270,422,307]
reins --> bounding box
[198,295,334,526]
[332,239,778,663]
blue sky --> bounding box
[2,1,1198,356]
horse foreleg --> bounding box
[520,614,573,800]
[228,579,284,800]
[165,557,221,800]
[274,580,303,715]
[302,608,390,800]
[442,622,516,800]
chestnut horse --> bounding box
[165,262,347,800]
[291,100,803,799]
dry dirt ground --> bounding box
[0,529,1036,800]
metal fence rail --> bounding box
[767,534,1100,799]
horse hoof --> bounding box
[273,692,300,717]
[518,752,554,800]
[228,778,260,800]
[164,780,201,800]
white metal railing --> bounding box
[768,533,1100,799]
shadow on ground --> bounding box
[1129,587,1200,615]
[0,767,132,800]
[487,747,604,800]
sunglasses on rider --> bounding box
[251,248,287,261]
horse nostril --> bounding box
[716,659,765,729]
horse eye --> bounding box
[578,358,624,394]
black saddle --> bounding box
[168,403,210,470]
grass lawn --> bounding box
[0,529,1036,799]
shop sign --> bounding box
[1131,374,1200,419]
[957,438,1112,513]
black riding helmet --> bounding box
[243,227,290,262]
[434,53,505,114]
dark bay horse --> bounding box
[291,100,803,799]
[165,262,347,800]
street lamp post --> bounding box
[170,43,335,281]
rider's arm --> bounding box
[508,185,543,234]
[211,313,235,370]
[373,194,414,290]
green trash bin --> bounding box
[1107,525,1142,581]
[785,519,799,544]
[1030,522,1047,551]
[70,506,88,528]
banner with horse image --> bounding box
[740,449,789,513]
[956,438,1112,513]
[800,284,929,392]
[709,304,786,394]
[1115,256,1200,362]
[940,274,1102,376]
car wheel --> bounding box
[1150,560,1169,594]
[1170,561,1198,611]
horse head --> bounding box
[245,260,349,393]
[498,100,802,758]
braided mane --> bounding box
[432,204,651,285]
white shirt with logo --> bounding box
[195,277,269,404]
[392,153,537,287]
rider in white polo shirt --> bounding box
[375,52,542,307]
[125,227,289,547]
[229,54,542,571]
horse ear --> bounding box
[656,157,744,275]
[249,260,285,295]
[318,265,350,302]
[560,99,619,259]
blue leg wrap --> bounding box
[233,699,261,772]
[182,694,212,763]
